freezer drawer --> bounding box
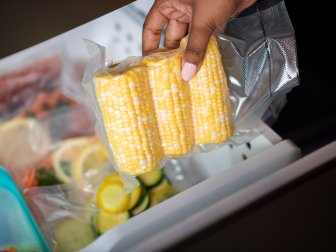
[81,122,300,251]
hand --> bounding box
[143,0,256,81]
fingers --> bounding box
[182,14,214,81]
[181,0,244,81]
[164,20,188,49]
[142,2,168,55]
[144,0,254,81]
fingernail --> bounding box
[182,62,197,81]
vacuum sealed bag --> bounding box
[24,165,178,250]
[218,0,299,143]
[84,36,232,179]
[24,183,98,251]
[82,0,298,190]
[0,46,96,190]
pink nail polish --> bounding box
[182,62,197,81]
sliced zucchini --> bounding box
[138,169,164,188]
[95,211,130,235]
[54,218,96,252]
[101,173,143,211]
[96,180,130,214]
[127,184,143,210]
[130,182,147,210]
[150,178,170,194]
[150,192,161,207]
[104,173,121,183]
[130,194,150,216]
[150,182,178,207]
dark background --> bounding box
[272,1,336,155]
[0,1,335,251]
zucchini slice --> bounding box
[150,180,178,207]
[151,178,170,193]
[130,182,147,210]
[95,211,130,235]
[127,184,143,210]
[96,180,130,214]
[130,194,150,216]
[54,218,96,252]
[138,169,164,188]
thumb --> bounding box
[182,17,214,81]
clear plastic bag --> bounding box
[82,36,234,191]
[24,183,98,251]
[216,0,299,143]
[82,0,298,191]
[23,165,178,250]
[20,135,111,191]
[0,46,96,190]
[0,53,62,122]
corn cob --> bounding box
[94,67,163,175]
[189,36,233,144]
[143,52,194,156]
[93,36,232,175]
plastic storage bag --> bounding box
[217,0,299,143]
[24,183,98,251]
[0,53,62,122]
[23,168,178,250]
[21,136,109,190]
[83,36,234,190]
[0,46,96,188]
[82,0,298,190]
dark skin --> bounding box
[142,0,256,81]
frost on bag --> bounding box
[82,36,233,191]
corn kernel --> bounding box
[143,53,194,156]
[94,67,163,175]
[189,36,233,144]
